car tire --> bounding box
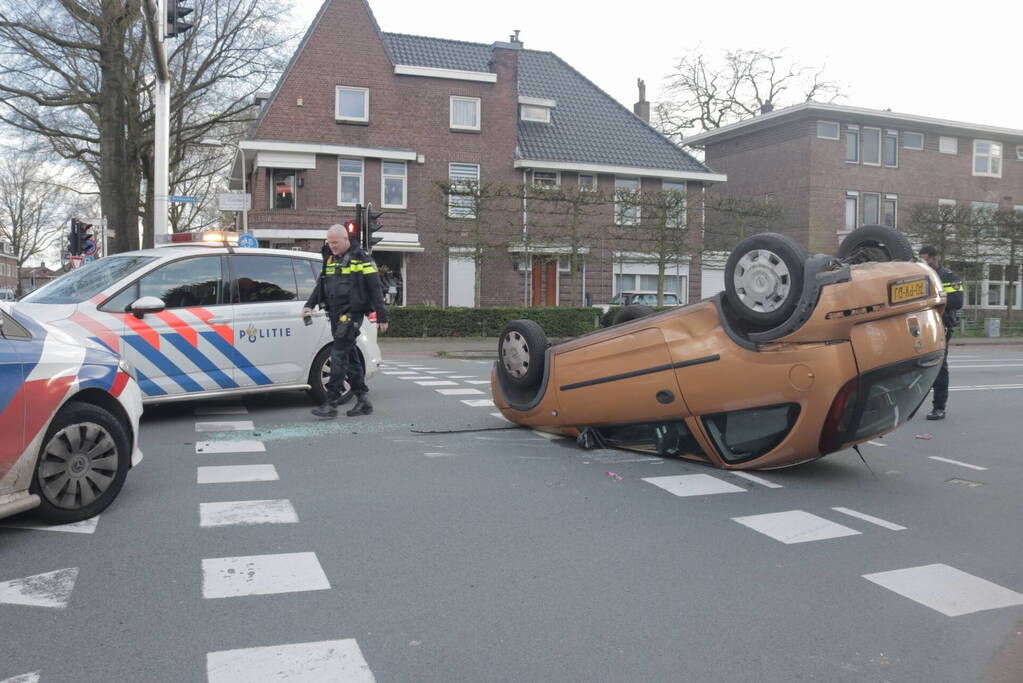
[837,224,915,263]
[725,232,807,328]
[498,319,547,389]
[30,401,130,524]
[613,304,656,325]
[307,345,355,406]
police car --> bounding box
[13,233,381,405]
[1,304,143,523]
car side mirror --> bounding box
[130,296,165,319]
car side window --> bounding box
[230,255,298,304]
[0,312,31,340]
[595,420,707,461]
[703,404,801,463]
[293,258,319,301]
[100,283,139,313]
[138,256,224,308]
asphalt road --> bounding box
[1,348,1021,682]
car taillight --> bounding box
[819,377,859,455]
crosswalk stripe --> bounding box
[198,464,279,484]
[436,388,484,395]
[200,500,299,528]
[206,639,375,682]
[201,552,330,599]
[0,568,78,609]
[831,507,906,531]
[195,420,254,433]
[1,516,100,534]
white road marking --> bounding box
[202,552,330,599]
[436,388,484,396]
[531,430,563,440]
[1,516,100,534]
[381,371,417,375]
[733,510,860,544]
[195,405,249,416]
[490,412,511,422]
[730,471,783,489]
[198,464,279,484]
[949,363,1023,369]
[424,452,458,458]
[0,568,78,608]
[643,474,746,497]
[425,370,455,374]
[196,440,266,454]
[395,375,432,380]
[196,421,254,433]
[207,639,376,683]
[950,384,1023,391]
[405,367,433,370]
[464,380,492,385]
[200,500,299,528]
[863,564,1023,616]
[867,440,888,447]
[415,380,458,386]
[448,375,480,379]
[461,399,495,407]
[0,673,40,683]
[831,507,906,531]
[928,456,988,471]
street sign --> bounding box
[218,193,251,211]
[68,256,83,270]
[238,234,259,248]
[83,239,98,256]
[170,195,198,204]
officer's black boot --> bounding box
[346,393,372,416]
[327,392,348,408]
[311,402,338,418]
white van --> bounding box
[14,240,380,404]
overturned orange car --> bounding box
[491,226,948,470]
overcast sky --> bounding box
[293,0,1022,130]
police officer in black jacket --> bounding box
[302,224,389,418]
[919,246,963,420]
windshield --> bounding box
[21,255,158,304]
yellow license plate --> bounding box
[889,278,930,304]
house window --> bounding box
[450,96,481,131]
[883,195,898,228]
[844,129,859,163]
[614,177,641,225]
[1017,145,1023,160]
[338,158,363,206]
[532,171,559,188]
[335,86,368,122]
[883,131,898,167]
[844,192,858,231]
[663,180,687,228]
[939,136,958,155]
[816,121,840,140]
[862,192,880,225]
[862,127,881,165]
[903,132,924,150]
[448,163,479,218]
[272,169,295,209]
[971,201,999,238]
[578,174,596,190]
[973,140,1002,177]
[381,161,406,209]
[521,104,550,123]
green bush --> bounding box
[387,306,602,337]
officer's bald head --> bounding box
[326,224,350,255]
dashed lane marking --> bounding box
[730,471,783,489]
[867,440,888,447]
[0,568,79,609]
[201,552,330,599]
[831,507,906,531]
[950,384,1023,391]
[448,375,481,379]
[424,452,458,458]
[200,499,299,528]
[206,639,376,683]
[643,474,746,497]
[381,371,418,375]
[733,510,860,544]
[415,380,458,386]
[196,440,266,454]
[464,380,492,385]
[863,564,1023,616]
[928,456,988,471]
[0,672,40,683]
[435,388,484,396]
[195,405,249,416]
[198,464,279,484]
[1,516,100,534]
[461,398,495,407]
[395,375,431,380]
[196,421,255,433]
[424,370,455,374]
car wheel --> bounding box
[725,232,807,328]
[837,224,914,263]
[30,401,130,524]
[498,319,547,389]
[307,345,355,406]
[613,304,656,325]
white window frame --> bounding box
[862,127,881,166]
[532,170,560,189]
[883,130,898,168]
[448,162,480,219]
[816,121,840,140]
[337,158,363,207]
[578,173,596,191]
[520,104,551,123]
[862,191,881,225]
[662,180,687,228]
[614,176,641,226]
[381,160,407,209]
[1017,145,1023,160]
[449,96,481,131]
[883,194,898,228]
[335,86,369,123]
[972,139,1003,178]
[844,191,859,232]
[844,128,859,163]
[903,132,924,150]
[939,136,958,155]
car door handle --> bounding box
[208,317,230,324]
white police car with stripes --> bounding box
[14,233,381,405]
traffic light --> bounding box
[68,218,81,255]
[365,205,384,251]
[345,204,363,241]
[165,0,194,38]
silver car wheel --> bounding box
[37,422,120,510]
[501,330,530,379]
[732,248,792,314]
[320,355,352,396]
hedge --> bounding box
[387,306,602,337]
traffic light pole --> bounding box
[144,0,171,238]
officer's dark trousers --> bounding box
[326,313,368,399]
[932,326,953,409]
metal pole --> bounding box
[146,0,171,236]
[237,144,247,234]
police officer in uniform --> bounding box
[302,224,389,418]
[919,246,963,420]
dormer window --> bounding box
[518,96,556,124]
[336,86,368,122]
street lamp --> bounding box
[200,138,247,233]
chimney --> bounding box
[510,29,522,46]
[633,78,650,123]
[760,101,774,114]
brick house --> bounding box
[684,102,1023,314]
[238,0,724,307]
[17,265,59,294]
[0,240,16,297]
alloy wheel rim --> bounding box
[733,249,792,313]
[38,422,119,510]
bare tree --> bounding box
[702,193,786,252]
[657,48,844,143]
